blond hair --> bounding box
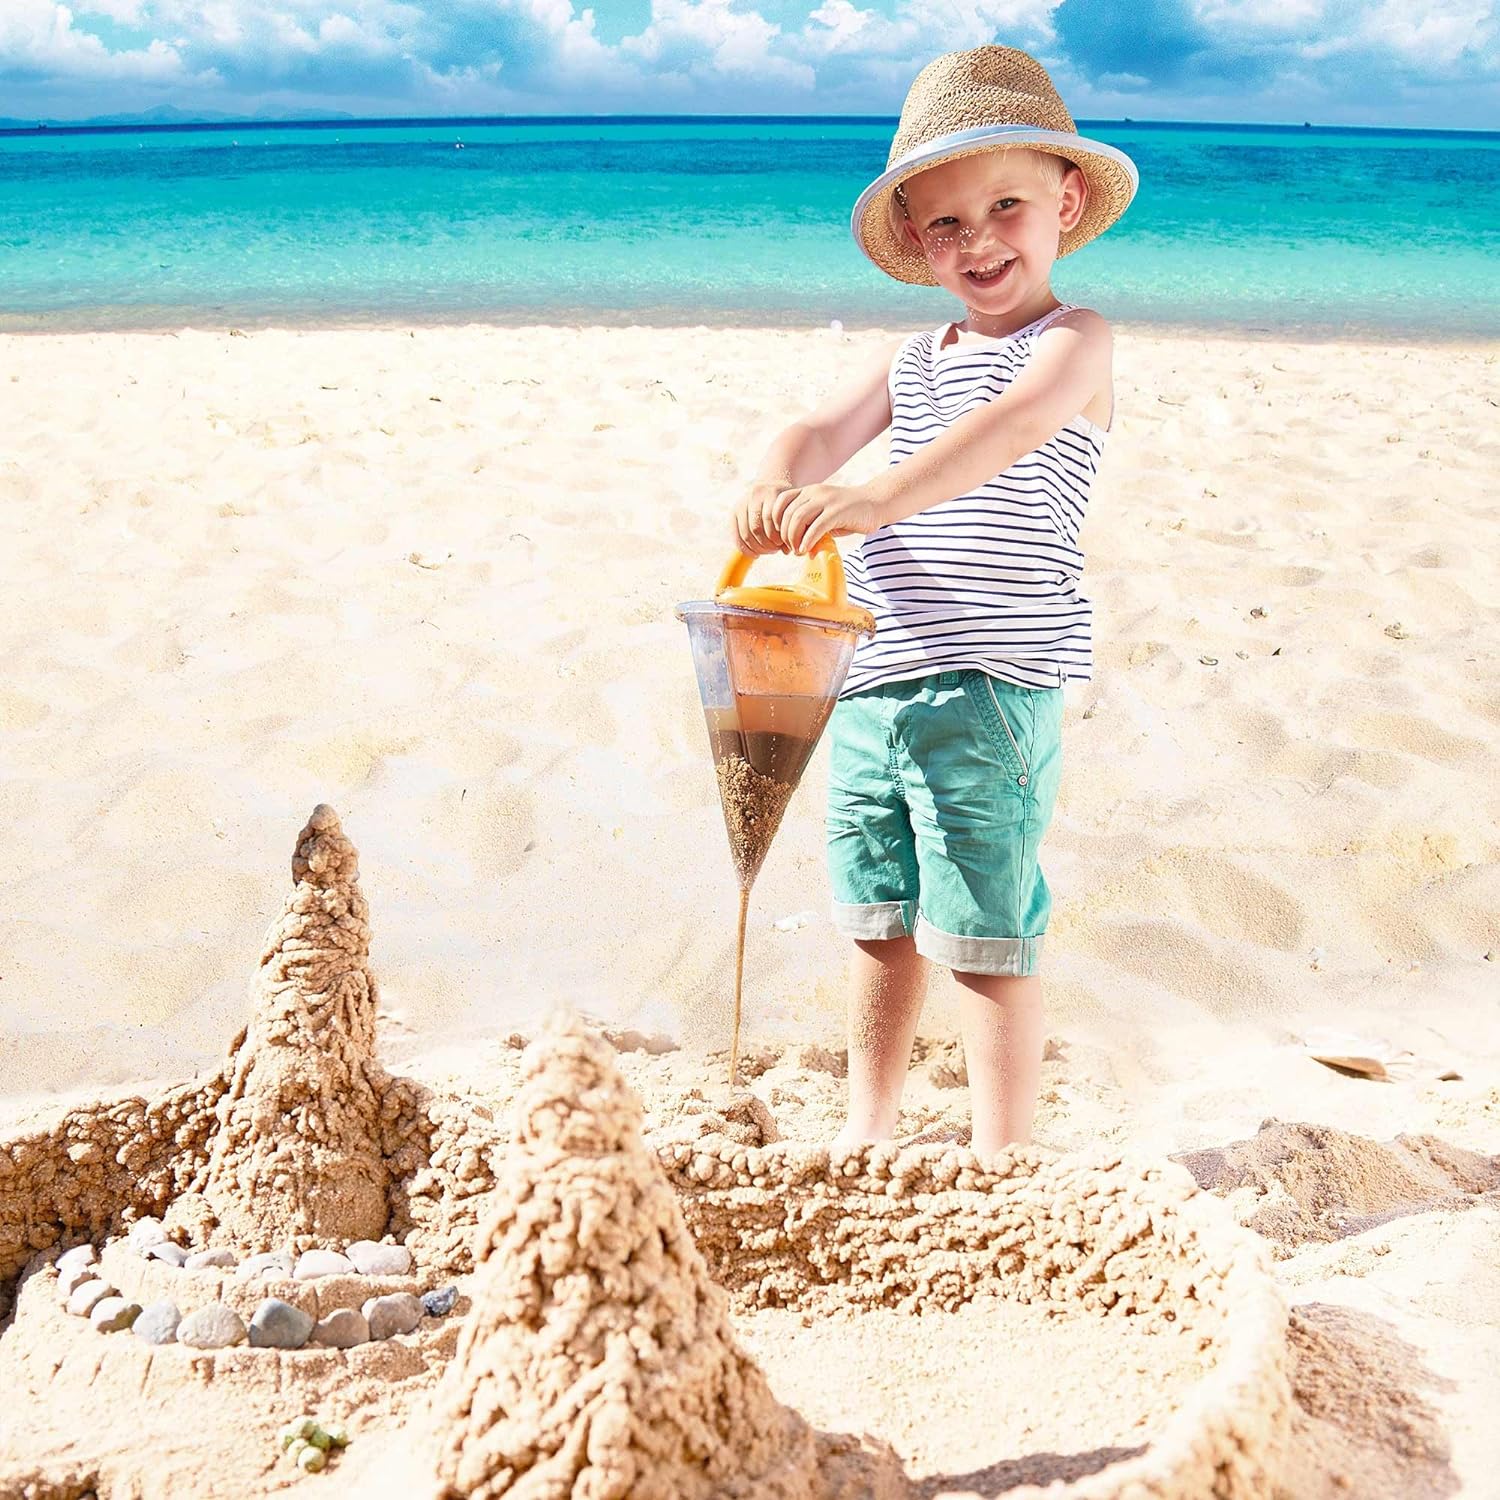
[891,147,1079,238]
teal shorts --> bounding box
[826,669,1064,976]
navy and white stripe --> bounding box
[842,303,1104,696]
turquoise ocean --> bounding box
[2,117,1497,337]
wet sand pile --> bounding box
[420,1021,901,1500]
[1173,1118,1500,1255]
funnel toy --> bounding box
[677,540,875,1086]
[677,538,876,889]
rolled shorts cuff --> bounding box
[831,899,914,941]
[914,915,1044,976]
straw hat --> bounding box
[852,46,1139,284]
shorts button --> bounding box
[1017,774,1028,787]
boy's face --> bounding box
[899,149,1086,315]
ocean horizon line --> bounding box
[3,114,1497,142]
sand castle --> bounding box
[424,1021,901,1500]
[0,806,503,1299]
[0,806,505,1494]
[182,803,392,1248]
[0,806,1295,1499]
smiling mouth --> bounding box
[965,258,1015,286]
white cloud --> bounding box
[622,0,816,88]
[190,1,246,47]
[1187,0,1496,72]
[267,10,320,56]
[410,55,505,98]
[802,0,905,55]
[1356,0,1495,67]
[788,0,1061,82]
[1191,0,1329,33]
[74,0,149,22]
[921,0,1059,47]
[317,12,387,50]
[0,1,203,81]
[1,0,1494,122]
[519,0,633,81]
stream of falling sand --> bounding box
[731,885,749,1089]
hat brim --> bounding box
[851,124,1139,285]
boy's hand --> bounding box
[731,482,796,555]
[772,482,885,554]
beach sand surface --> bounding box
[1,322,1497,1494]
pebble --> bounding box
[128,1218,169,1254]
[178,1303,247,1349]
[55,1244,97,1278]
[58,1264,102,1301]
[362,1292,422,1340]
[421,1286,457,1318]
[281,1418,319,1446]
[146,1242,190,1268]
[294,1249,356,1280]
[184,1247,237,1271]
[133,1300,182,1345]
[345,1241,413,1277]
[91,1297,142,1333]
[237,1250,294,1280]
[311,1308,369,1349]
[249,1298,315,1350]
[67,1280,117,1317]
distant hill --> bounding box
[0,106,356,128]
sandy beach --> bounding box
[1,322,1498,1496]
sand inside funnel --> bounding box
[715,754,797,889]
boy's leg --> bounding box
[835,934,930,1149]
[825,684,928,1149]
[895,671,1063,1153]
[954,970,1044,1151]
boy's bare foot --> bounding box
[829,1125,887,1154]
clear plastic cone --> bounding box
[676,542,874,890]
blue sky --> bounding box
[1,0,1496,128]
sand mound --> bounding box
[1173,1119,1500,1254]
[176,804,391,1248]
[1280,1301,1457,1499]
[427,1021,898,1500]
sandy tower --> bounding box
[183,803,391,1247]
[428,1021,887,1500]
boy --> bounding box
[729,46,1138,1153]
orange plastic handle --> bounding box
[716,535,848,605]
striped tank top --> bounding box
[842,302,1105,696]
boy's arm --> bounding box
[734,335,904,554]
[778,310,1112,553]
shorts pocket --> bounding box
[962,673,1031,789]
